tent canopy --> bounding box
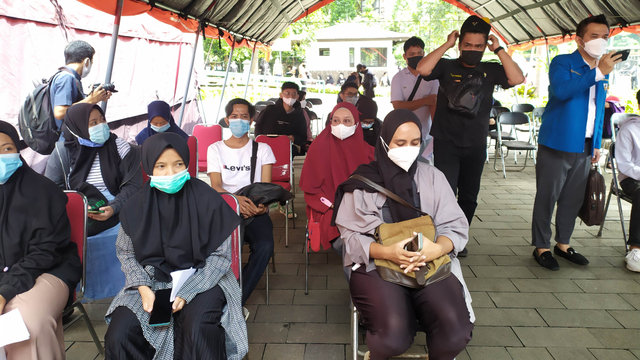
[78,0,334,47]
[443,0,640,50]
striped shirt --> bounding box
[86,138,130,193]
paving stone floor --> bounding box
[64,152,640,360]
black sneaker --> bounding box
[554,246,589,265]
[458,248,468,257]
[533,249,560,271]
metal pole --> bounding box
[243,44,257,99]
[101,0,124,113]
[177,24,202,127]
[215,37,237,122]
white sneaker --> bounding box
[625,248,640,272]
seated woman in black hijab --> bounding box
[333,109,474,360]
[45,103,142,234]
[104,133,248,360]
[0,121,81,360]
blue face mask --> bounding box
[0,153,23,185]
[229,119,250,138]
[88,123,110,145]
[361,122,374,129]
[151,123,171,133]
[149,169,190,194]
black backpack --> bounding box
[18,68,77,155]
[440,63,485,118]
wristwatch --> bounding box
[494,46,504,55]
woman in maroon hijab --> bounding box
[300,102,375,252]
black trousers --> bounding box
[433,138,487,225]
[350,267,473,360]
[620,177,640,247]
[242,212,275,305]
[105,285,227,360]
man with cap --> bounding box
[356,95,382,147]
[356,64,376,98]
[417,15,524,256]
[255,81,308,156]
[391,36,439,162]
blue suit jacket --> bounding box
[537,50,608,155]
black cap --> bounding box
[461,15,491,36]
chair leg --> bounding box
[285,200,289,247]
[266,265,269,305]
[598,189,613,236]
[614,191,629,252]
[292,196,296,229]
[352,303,359,360]
[272,253,276,273]
[74,303,104,356]
[305,233,309,295]
[500,147,507,178]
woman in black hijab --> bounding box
[104,133,248,360]
[45,103,142,233]
[0,120,81,360]
[332,109,474,360]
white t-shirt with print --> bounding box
[207,140,276,193]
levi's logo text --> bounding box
[224,164,251,172]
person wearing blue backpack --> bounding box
[532,15,623,270]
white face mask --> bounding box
[381,137,420,172]
[331,124,357,140]
[81,58,92,79]
[283,97,296,106]
[299,100,307,108]
[582,38,608,58]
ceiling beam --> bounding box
[491,0,563,22]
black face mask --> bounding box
[407,55,423,70]
[460,50,484,66]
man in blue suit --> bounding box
[532,15,623,270]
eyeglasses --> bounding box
[344,92,359,97]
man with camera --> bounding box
[417,16,524,256]
[51,40,112,128]
[531,15,622,270]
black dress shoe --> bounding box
[533,249,560,271]
[554,246,589,265]
[458,248,468,257]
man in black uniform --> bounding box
[356,64,376,98]
[417,16,525,255]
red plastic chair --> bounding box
[221,193,272,304]
[193,124,222,173]
[141,135,199,183]
[255,135,295,247]
[63,191,104,355]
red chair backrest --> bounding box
[140,135,198,182]
[193,124,222,173]
[221,194,242,281]
[65,191,88,291]
[255,135,292,183]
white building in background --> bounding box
[304,23,410,80]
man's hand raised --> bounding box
[446,31,459,49]
[598,51,623,76]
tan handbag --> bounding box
[351,175,452,289]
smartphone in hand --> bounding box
[613,49,630,61]
[405,233,424,252]
[149,289,172,327]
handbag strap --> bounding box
[407,76,423,102]
[350,174,428,216]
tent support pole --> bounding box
[101,0,124,113]
[244,44,257,99]
[215,37,236,122]
[177,25,202,127]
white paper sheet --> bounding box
[0,309,30,348]
[170,268,196,301]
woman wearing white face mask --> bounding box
[332,109,474,360]
[300,103,374,260]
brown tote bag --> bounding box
[578,165,606,226]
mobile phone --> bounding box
[87,209,105,214]
[405,233,423,252]
[614,49,630,61]
[148,289,172,327]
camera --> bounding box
[92,83,118,93]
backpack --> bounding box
[578,165,606,226]
[18,68,76,155]
[440,64,485,118]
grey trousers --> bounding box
[532,143,591,249]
